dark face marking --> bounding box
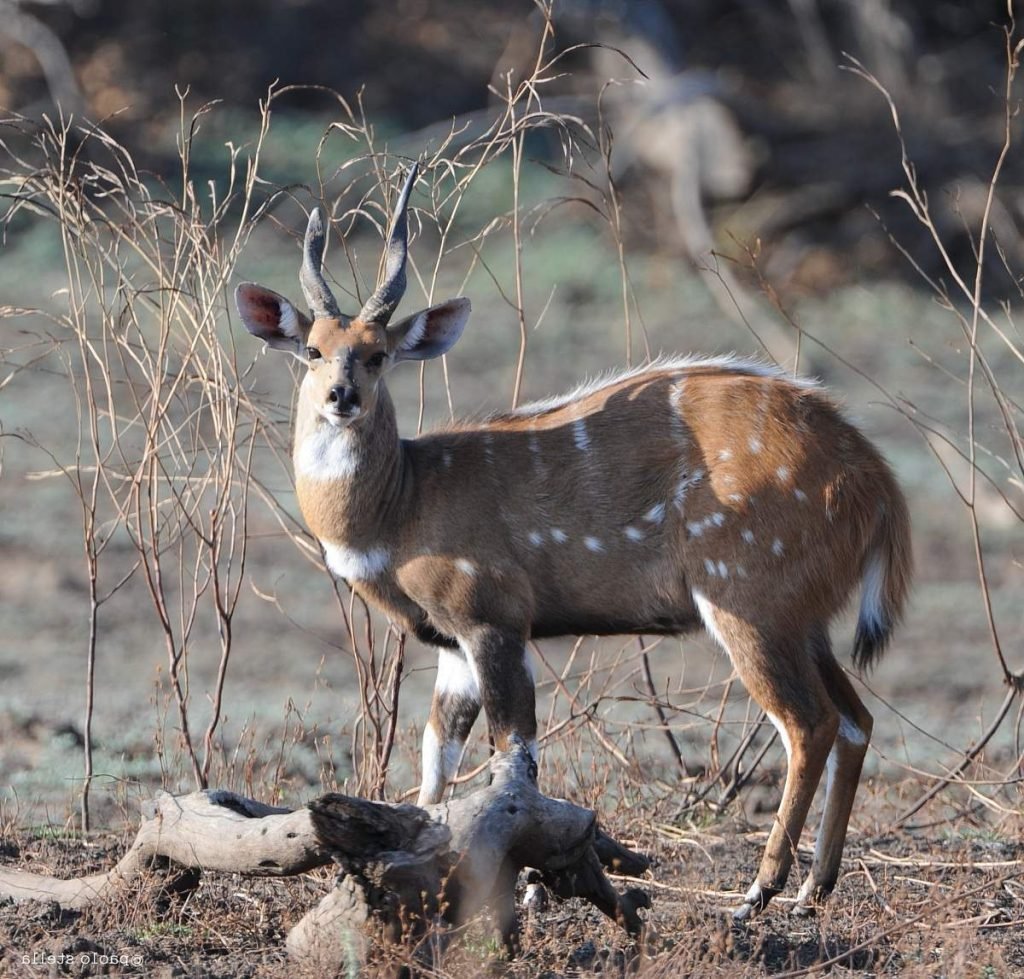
[303,318,392,424]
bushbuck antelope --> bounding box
[235,165,911,918]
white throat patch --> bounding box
[322,541,390,582]
[295,425,360,481]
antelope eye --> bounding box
[305,346,322,361]
[365,351,386,369]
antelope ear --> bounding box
[235,283,312,352]
[388,298,471,362]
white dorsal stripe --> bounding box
[510,354,819,418]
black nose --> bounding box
[327,384,360,412]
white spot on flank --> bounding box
[766,710,794,761]
[748,436,762,454]
[794,488,808,502]
[736,565,748,578]
[717,560,729,578]
[573,418,591,452]
[528,531,544,547]
[442,449,453,469]
[624,526,645,542]
[776,465,790,483]
[528,435,542,456]
[584,536,604,553]
[644,503,666,524]
[839,714,868,746]
[718,448,732,461]
[295,426,360,481]
[703,558,717,576]
[455,558,477,577]
[728,493,745,504]
[551,528,568,544]
[673,468,705,510]
[772,538,784,556]
[741,529,755,544]
[689,511,727,538]
[322,541,389,582]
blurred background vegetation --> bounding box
[3,0,1021,288]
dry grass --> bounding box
[1,2,1023,975]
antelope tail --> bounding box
[852,488,913,673]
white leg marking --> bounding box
[442,738,464,780]
[798,741,839,880]
[692,589,730,654]
[838,713,867,746]
[419,722,444,803]
[436,648,480,700]
[765,710,794,761]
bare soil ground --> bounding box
[2,777,1023,977]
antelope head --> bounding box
[235,164,471,428]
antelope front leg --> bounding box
[460,626,538,764]
[419,648,482,806]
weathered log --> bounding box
[0,740,650,972]
[0,790,323,908]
